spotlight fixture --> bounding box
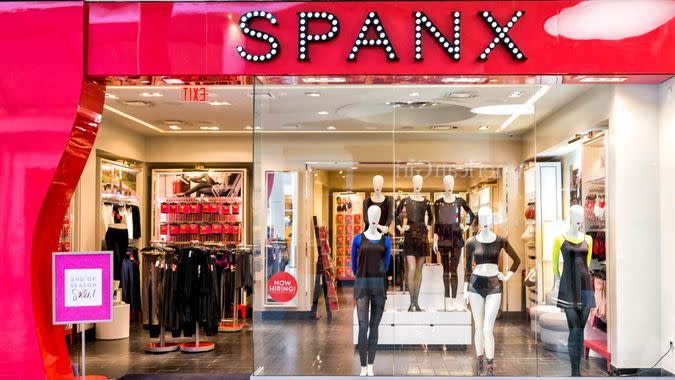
[479,125,490,130]
[409,92,420,97]
[509,91,525,98]
[327,126,336,130]
[306,92,321,97]
[168,125,182,130]
[244,126,253,130]
[200,126,220,131]
[318,111,329,115]
[208,101,232,106]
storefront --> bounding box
[1,1,674,379]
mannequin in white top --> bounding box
[370,175,389,234]
[463,207,514,375]
[396,175,429,311]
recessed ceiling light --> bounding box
[409,92,420,97]
[140,80,150,84]
[318,111,329,115]
[431,125,451,130]
[579,77,627,83]
[327,126,336,130]
[306,92,321,97]
[339,170,343,174]
[139,92,163,97]
[161,120,184,125]
[314,173,318,177]
[254,126,262,130]
[509,91,525,98]
[479,125,490,131]
[200,126,220,131]
[441,77,487,84]
[342,175,346,178]
[351,166,358,170]
[162,78,184,85]
[302,77,346,83]
[208,101,231,106]
[105,93,119,100]
[489,79,499,83]
[471,104,535,116]
[244,126,253,130]
[168,125,182,130]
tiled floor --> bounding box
[71,287,609,379]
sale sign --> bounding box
[267,272,298,303]
[52,252,113,325]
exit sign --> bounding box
[182,86,208,102]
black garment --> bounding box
[177,247,220,337]
[469,274,502,298]
[354,234,388,300]
[564,307,591,376]
[396,197,432,257]
[440,247,462,298]
[356,294,386,366]
[434,197,474,248]
[557,238,596,310]
[121,249,141,315]
[364,196,393,227]
[105,227,129,281]
[464,236,521,281]
[141,252,162,332]
[161,253,181,333]
[130,205,141,239]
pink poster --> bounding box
[52,251,113,324]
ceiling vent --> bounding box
[280,125,300,130]
[431,125,460,130]
[248,92,274,99]
[161,120,184,125]
[444,92,477,99]
[120,100,152,107]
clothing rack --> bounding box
[219,245,252,333]
[142,245,180,353]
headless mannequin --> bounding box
[370,175,389,234]
[433,175,466,311]
[554,205,593,377]
[463,207,515,376]
[356,206,387,377]
[397,175,428,312]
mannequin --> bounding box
[433,175,475,311]
[352,205,391,376]
[553,204,594,377]
[105,204,129,282]
[363,175,393,234]
[463,206,520,376]
[395,175,433,312]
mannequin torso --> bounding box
[472,230,499,277]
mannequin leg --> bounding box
[440,249,451,298]
[405,255,417,310]
[449,247,462,298]
[483,293,502,360]
[564,308,591,376]
[356,296,371,367]
[367,295,386,365]
[413,256,425,310]
[469,292,486,357]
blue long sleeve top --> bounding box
[351,233,391,274]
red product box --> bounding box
[180,224,189,234]
[212,224,222,234]
[337,225,345,236]
[232,224,241,235]
[177,203,186,214]
[337,236,344,245]
[221,204,231,215]
[169,204,178,214]
[199,224,211,235]
[190,203,200,214]
[169,224,180,235]
[346,225,353,235]
[353,224,362,234]
[160,224,168,235]
[336,214,344,225]
[232,203,240,214]
[189,224,199,234]
[160,203,169,214]
[354,214,362,224]
[345,215,353,224]
[337,246,345,256]
[346,236,353,246]
[223,223,232,234]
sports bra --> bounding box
[465,236,520,280]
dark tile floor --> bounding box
[71,287,609,379]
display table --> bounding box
[353,264,472,345]
[95,303,130,340]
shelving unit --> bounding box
[332,192,364,281]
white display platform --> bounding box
[353,264,472,345]
[95,303,130,340]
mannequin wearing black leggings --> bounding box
[565,308,591,376]
[440,247,462,298]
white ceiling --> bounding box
[103,84,590,135]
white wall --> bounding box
[145,135,252,163]
[659,77,675,374]
[608,85,662,369]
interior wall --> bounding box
[608,85,661,369]
[659,77,675,374]
[144,135,252,163]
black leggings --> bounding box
[356,294,385,366]
[564,308,591,377]
[105,227,128,281]
[440,247,462,298]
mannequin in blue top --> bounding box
[351,205,391,376]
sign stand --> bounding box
[80,324,85,378]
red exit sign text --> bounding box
[182,86,208,102]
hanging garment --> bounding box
[130,205,141,239]
[105,227,129,281]
[120,248,141,315]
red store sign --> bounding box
[267,272,299,303]
[87,1,675,76]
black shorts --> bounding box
[469,274,502,298]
